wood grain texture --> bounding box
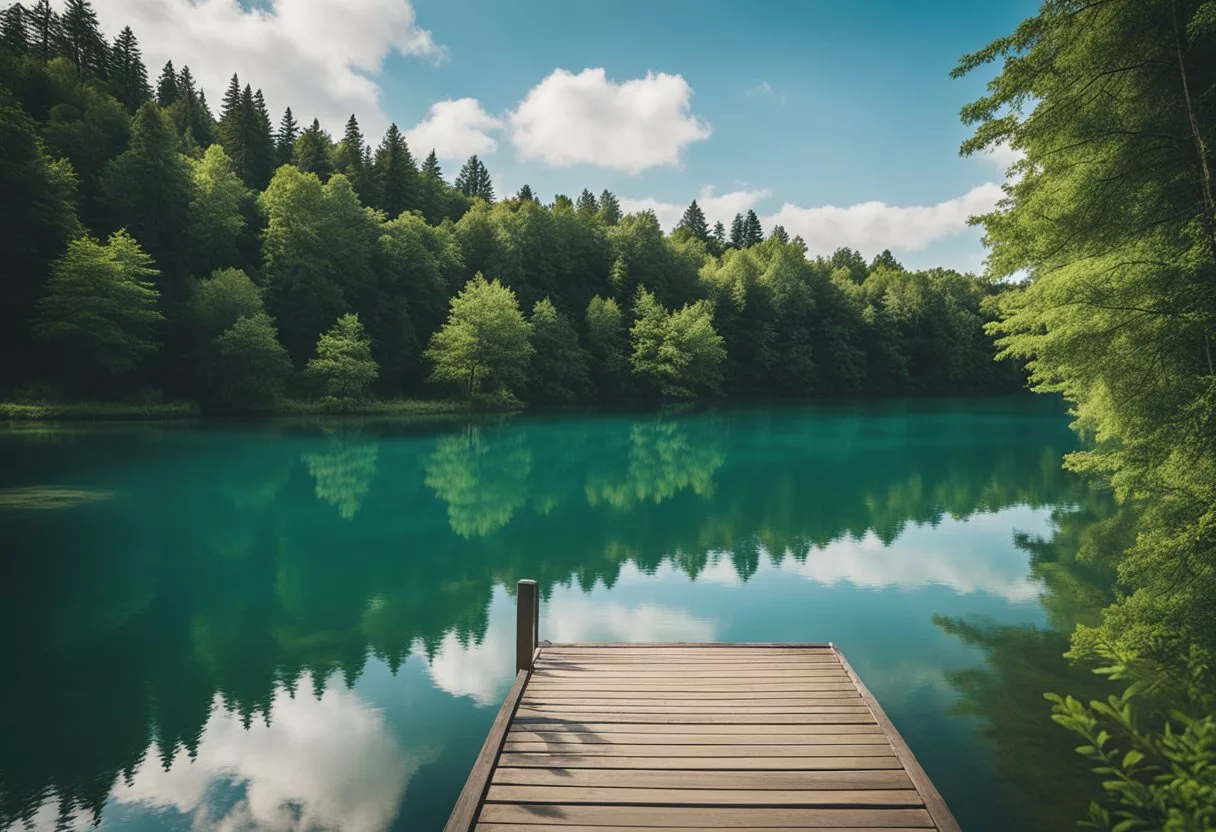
[500,743,897,757]
[476,804,934,827]
[505,721,884,735]
[489,768,915,790]
[495,754,902,770]
[505,730,890,745]
[483,786,925,807]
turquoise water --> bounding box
[0,398,1113,831]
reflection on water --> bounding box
[0,399,1117,831]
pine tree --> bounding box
[155,60,178,107]
[599,190,622,225]
[455,155,494,202]
[219,73,242,122]
[729,213,745,248]
[249,89,275,189]
[743,209,763,247]
[172,65,213,153]
[575,188,599,216]
[28,0,59,63]
[59,0,106,78]
[712,221,726,244]
[371,123,418,217]
[332,114,372,202]
[108,26,149,113]
[791,234,808,254]
[421,149,442,180]
[1,4,29,54]
[769,224,790,244]
[275,107,299,166]
[293,118,333,180]
[516,184,535,202]
[678,200,710,242]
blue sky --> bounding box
[89,0,1038,271]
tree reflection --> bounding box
[0,399,1099,828]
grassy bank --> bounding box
[0,397,511,422]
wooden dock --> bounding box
[445,580,961,831]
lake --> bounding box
[0,398,1117,831]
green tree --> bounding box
[190,267,263,337]
[1,4,28,53]
[526,297,592,401]
[424,274,533,394]
[26,0,58,63]
[304,313,379,400]
[154,59,176,107]
[454,154,494,202]
[107,26,149,113]
[630,287,725,397]
[59,0,106,79]
[598,189,622,225]
[575,188,598,217]
[35,230,163,380]
[274,106,298,166]
[332,114,372,202]
[677,200,710,243]
[186,144,246,276]
[370,123,417,217]
[292,118,333,181]
[728,213,745,248]
[101,101,193,294]
[516,183,535,202]
[0,88,79,387]
[769,224,790,244]
[870,248,902,272]
[208,312,292,409]
[584,295,630,398]
[742,209,763,247]
[168,65,213,153]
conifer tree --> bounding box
[678,200,710,242]
[59,0,106,78]
[418,148,446,221]
[108,26,149,113]
[293,118,333,180]
[172,65,213,152]
[1,4,29,54]
[249,89,275,188]
[598,190,622,225]
[155,60,178,107]
[332,114,372,202]
[372,123,418,217]
[742,209,763,247]
[275,107,299,166]
[516,184,535,202]
[455,155,494,202]
[420,149,442,180]
[28,0,58,63]
[712,221,726,244]
[575,189,599,216]
[729,213,745,248]
[769,224,790,244]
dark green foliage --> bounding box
[58,0,105,80]
[332,114,372,202]
[598,190,621,225]
[870,248,902,272]
[584,295,630,398]
[207,311,292,409]
[154,59,176,107]
[575,188,598,217]
[1,4,28,54]
[728,213,745,248]
[742,209,763,247]
[305,312,378,399]
[101,101,193,294]
[170,66,213,153]
[186,146,247,278]
[678,199,709,243]
[274,106,298,166]
[371,123,417,217]
[0,86,79,389]
[454,154,494,202]
[526,298,592,401]
[216,80,274,188]
[190,267,262,338]
[292,118,332,180]
[516,183,534,202]
[107,26,148,113]
[769,224,789,244]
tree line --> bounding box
[0,0,1023,411]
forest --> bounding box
[0,0,1022,412]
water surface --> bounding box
[0,398,1115,831]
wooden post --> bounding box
[516,579,537,672]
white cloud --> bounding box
[406,98,503,159]
[509,68,711,173]
[761,182,1004,258]
[746,81,787,104]
[109,675,435,832]
[621,185,772,229]
[84,0,446,138]
[983,140,1024,172]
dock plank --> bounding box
[445,640,959,831]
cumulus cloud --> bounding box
[509,68,712,173]
[406,98,503,159]
[110,675,433,832]
[620,185,772,230]
[82,0,446,138]
[761,183,1003,258]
